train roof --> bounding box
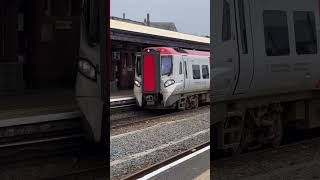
[145,47,210,57]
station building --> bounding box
[0,2,210,100]
[110,17,210,97]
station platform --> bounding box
[110,89,136,108]
[140,146,210,180]
[110,89,134,100]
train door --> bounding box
[234,0,254,94]
[211,0,240,96]
[182,55,190,92]
[175,56,185,92]
[75,0,106,144]
[135,53,142,87]
[190,58,203,92]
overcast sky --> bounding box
[111,0,210,36]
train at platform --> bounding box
[211,0,320,153]
[134,47,210,110]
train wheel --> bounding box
[232,117,250,156]
[185,97,192,110]
[194,96,199,109]
[271,113,283,148]
[177,97,187,111]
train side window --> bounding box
[293,11,317,55]
[238,0,248,54]
[179,62,183,74]
[136,56,141,76]
[184,61,188,78]
[202,65,209,79]
[222,0,231,41]
[263,10,290,56]
[192,65,201,79]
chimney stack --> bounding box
[123,13,126,19]
[147,13,150,26]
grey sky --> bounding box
[111,0,210,36]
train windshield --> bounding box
[161,56,173,76]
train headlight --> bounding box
[164,79,175,88]
[78,58,97,81]
[134,80,141,87]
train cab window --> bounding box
[263,10,290,56]
[136,56,141,76]
[161,56,173,76]
[192,65,201,79]
[293,11,317,55]
[222,0,231,41]
[202,65,209,79]
[179,62,183,74]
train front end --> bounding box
[134,48,161,108]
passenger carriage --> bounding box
[134,47,210,110]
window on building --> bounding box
[293,11,317,55]
[51,0,72,17]
[202,65,209,79]
[222,0,231,41]
[263,10,290,56]
[192,65,201,79]
[179,62,183,74]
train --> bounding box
[211,0,320,153]
[134,47,210,110]
[0,0,107,147]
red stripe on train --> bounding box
[144,47,210,57]
[143,54,156,92]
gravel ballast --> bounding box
[110,109,210,179]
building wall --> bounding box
[111,42,145,92]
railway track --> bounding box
[110,97,136,111]
[214,136,320,165]
[111,105,210,129]
[213,127,320,161]
[45,160,108,180]
[122,141,210,180]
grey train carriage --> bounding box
[211,0,320,152]
[134,47,210,110]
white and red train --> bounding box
[134,47,210,110]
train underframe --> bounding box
[142,91,210,110]
[212,91,320,154]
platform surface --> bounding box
[0,90,78,120]
[148,148,210,180]
[110,89,134,100]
